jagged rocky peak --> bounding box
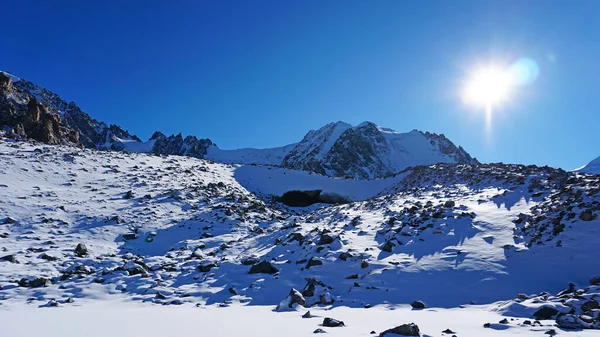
[0,70,139,150]
[282,121,478,179]
[150,131,213,158]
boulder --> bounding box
[75,243,88,257]
[411,301,425,309]
[306,257,323,269]
[322,317,345,327]
[582,299,600,312]
[1,254,19,263]
[318,233,334,245]
[379,323,421,336]
[198,263,217,273]
[534,306,559,320]
[249,260,279,274]
[19,277,51,288]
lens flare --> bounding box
[508,58,539,86]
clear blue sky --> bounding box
[2,1,599,169]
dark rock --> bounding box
[19,277,51,288]
[318,233,335,245]
[323,317,345,327]
[3,217,17,224]
[361,261,369,268]
[289,288,306,307]
[590,276,600,286]
[123,233,138,240]
[338,252,352,261]
[444,200,456,208]
[381,240,394,253]
[499,318,509,324]
[411,301,425,309]
[306,257,323,269]
[483,323,491,328]
[249,260,279,274]
[379,323,420,336]
[288,232,304,243]
[156,291,167,299]
[75,243,88,257]
[198,263,217,273]
[1,254,18,263]
[241,257,260,265]
[303,311,311,318]
[65,297,74,303]
[581,299,600,312]
[40,253,58,261]
[124,190,134,199]
[313,328,326,334]
[442,329,455,334]
[580,211,596,221]
[346,274,359,279]
[534,306,559,320]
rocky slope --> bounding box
[1,71,477,179]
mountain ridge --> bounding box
[1,70,477,179]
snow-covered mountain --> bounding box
[281,121,478,179]
[1,71,477,179]
[577,155,600,174]
[1,137,599,335]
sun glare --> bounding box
[462,66,513,106]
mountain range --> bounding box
[0,70,480,179]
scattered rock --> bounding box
[75,243,88,257]
[322,317,345,327]
[318,233,335,245]
[1,254,18,263]
[123,233,138,240]
[411,301,425,309]
[19,277,51,288]
[249,260,279,274]
[381,240,394,252]
[303,311,311,318]
[581,299,600,312]
[313,328,326,334]
[40,253,58,261]
[380,323,420,336]
[306,257,323,269]
[534,306,559,320]
[198,263,217,273]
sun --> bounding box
[462,66,513,107]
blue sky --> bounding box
[2,1,599,169]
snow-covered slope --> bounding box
[577,155,600,174]
[205,143,297,165]
[1,138,600,333]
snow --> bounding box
[576,155,600,174]
[3,301,594,337]
[1,138,599,336]
[205,143,297,165]
[0,70,21,83]
[121,138,155,153]
[233,165,407,201]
